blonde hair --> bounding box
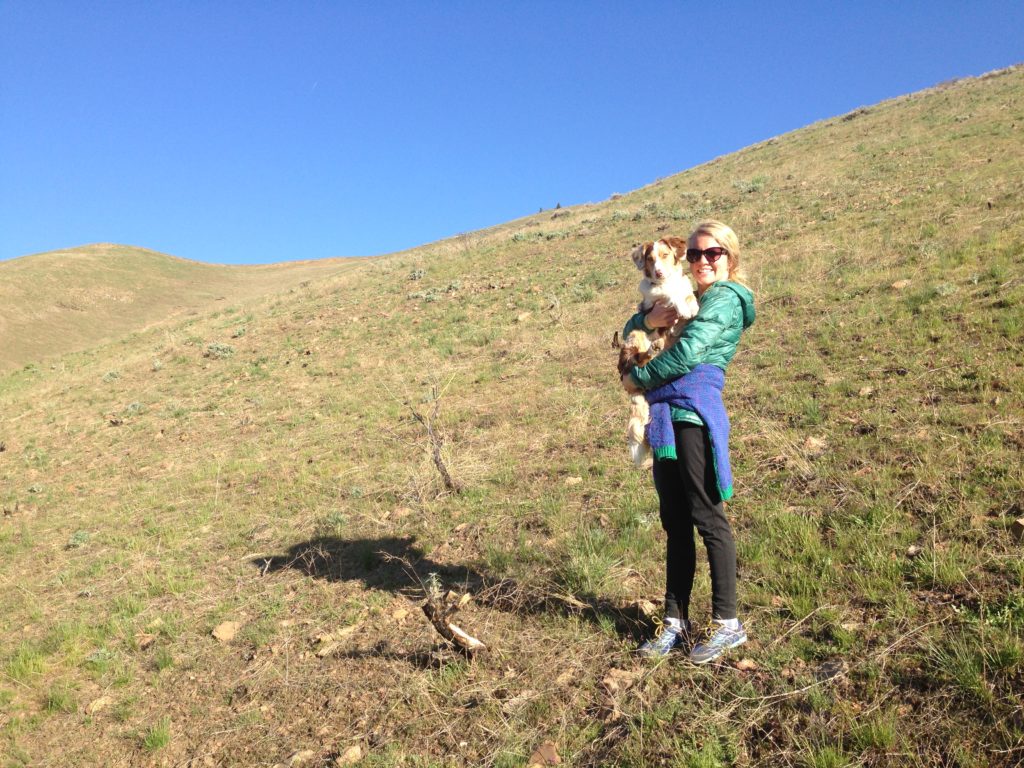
[688,220,748,285]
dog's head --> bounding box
[630,237,687,284]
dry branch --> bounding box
[408,395,462,494]
[391,380,462,495]
[381,555,486,655]
[421,592,486,654]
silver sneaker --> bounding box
[688,621,747,665]
[638,620,692,658]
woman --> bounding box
[620,220,755,663]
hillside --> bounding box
[1,66,1022,767]
[0,244,362,371]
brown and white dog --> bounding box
[614,237,699,466]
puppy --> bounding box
[614,237,699,466]
[632,237,700,334]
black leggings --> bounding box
[652,422,738,621]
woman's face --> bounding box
[689,233,731,293]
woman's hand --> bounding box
[621,372,642,394]
[645,302,680,330]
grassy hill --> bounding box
[1,66,1022,767]
[0,244,362,371]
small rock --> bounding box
[563,476,583,486]
[335,625,359,639]
[289,750,316,766]
[803,436,827,457]
[601,668,638,694]
[527,739,561,766]
[815,659,849,681]
[515,312,532,323]
[858,386,875,398]
[212,621,241,643]
[891,279,912,290]
[86,695,113,714]
[733,658,758,672]
[316,642,340,659]
[1011,518,1024,543]
[335,745,363,765]
[555,669,576,687]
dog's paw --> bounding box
[677,294,700,320]
[630,440,651,467]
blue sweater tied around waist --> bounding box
[645,363,733,501]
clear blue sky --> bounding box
[2,2,1022,265]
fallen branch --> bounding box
[421,579,486,655]
[421,590,486,654]
[380,554,486,655]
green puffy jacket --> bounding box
[624,280,756,425]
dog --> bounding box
[613,237,699,466]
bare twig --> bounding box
[407,392,462,494]
[382,378,462,495]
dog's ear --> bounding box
[630,243,652,270]
[663,236,688,264]
[612,331,621,349]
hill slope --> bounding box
[0,243,361,371]
[1,67,1022,767]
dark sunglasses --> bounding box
[685,246,727,264]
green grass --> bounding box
[43,683,77,714]
[141,717,171,751]
[5,643,48,682]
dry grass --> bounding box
[0,243,365,371]
[1,66,1023,767]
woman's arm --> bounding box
[630,290,738,390]
[622,303,679,338]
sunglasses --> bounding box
[685,247,727,264]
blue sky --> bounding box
[2,2,1022,265]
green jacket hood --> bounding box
[714,281,756,329]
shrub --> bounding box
[204,342,234,359]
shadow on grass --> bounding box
[256,535,476,595]
[254,535,655,644]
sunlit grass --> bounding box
[0,66,1022,766]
